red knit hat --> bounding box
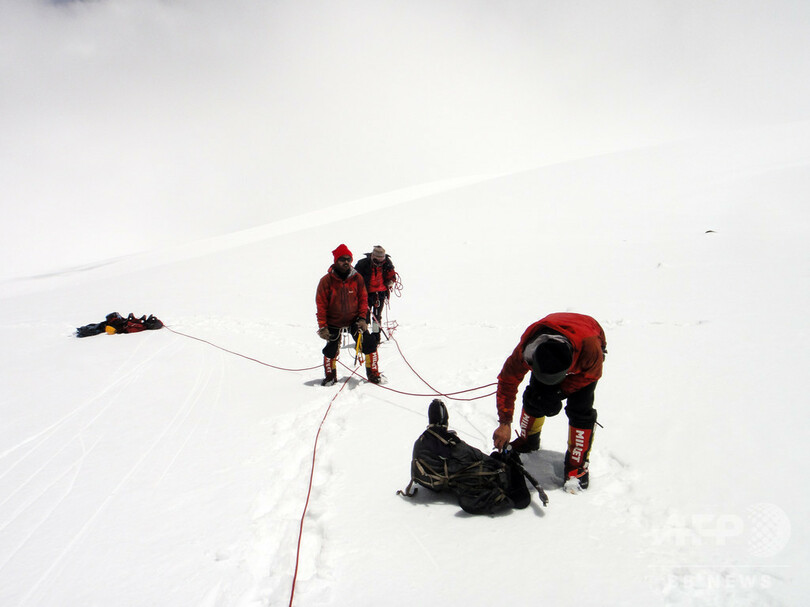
[332,243,353,263]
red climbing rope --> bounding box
[164,326,321,372]
[288,369,356,607]
[337,358,496,401]
[164,322,497,606]
[166,325,495,400]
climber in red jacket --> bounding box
[316,244,381,385]
[493,312,606,492]
[354,245,397,334]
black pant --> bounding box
[522,376,598,428]
[321,323,379,358]
[367,291,388,325]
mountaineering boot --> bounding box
[365,352,381,384]
[511,431,540,454]
[510,410,545,453]
[321,356,337,386]
[563,422,595,492]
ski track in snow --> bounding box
[8,340,210,605]
[0,336,161,463]
[0,436,102,576]
[0,337,174,538]
[0,333,232,606]
[152,350,224,489]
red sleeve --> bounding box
[496,344,531,424]
[315,276,330,327]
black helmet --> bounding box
[428,399,449,427]
[525,334,572,385]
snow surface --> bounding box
[2,2,810,606]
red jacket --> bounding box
[354,255,397,294]
[316,266,369,328]
[496,313,606,424]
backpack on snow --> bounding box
[76,312,164,338]
[397,400,547,514]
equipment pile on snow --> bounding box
[76,312,164,337]
[398,399,547,514]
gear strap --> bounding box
[398,453,505,499]
[397,480,417,498]
[505,451,549,506]
[398,427,509,501]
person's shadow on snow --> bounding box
[521,449,566,491]
[397,485,550,518]
[396,486,545,518]
[302,377,364,389]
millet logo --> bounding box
[571,429,586,464]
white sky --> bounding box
[2,0,810,279]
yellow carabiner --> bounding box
[355,330,363,364]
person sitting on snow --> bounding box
[316,244,382,385]
[353,245,397,335]
[492,312,606,492]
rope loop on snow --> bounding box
[386,332,497,401]
[336,359,496,400]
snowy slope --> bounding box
[2,126,809,606]
[3,1,810,606]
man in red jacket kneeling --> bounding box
[493,312,606,492]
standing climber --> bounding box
[354,245,397,335]
[492,312,606,492]
[316,244,382,385]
